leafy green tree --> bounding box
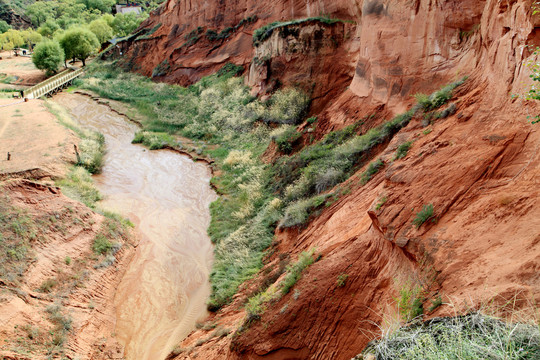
[26,1,55,27]
[32,39,65,75]
[88,18,113,44]
[22,29,43,51]
[0,20,10,34]
[38,19,61,38]
[59,27,99,66]
[101,13,114,27]
[2,29,24,55]
[2,40,14,54]
[112,13,146,37]
[79,0,115,13]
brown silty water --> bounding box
[54,93,216,360]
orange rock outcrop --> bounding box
[121,0,540,358]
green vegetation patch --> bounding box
[362,313,540,360]
[0,190,36,286]
[132,130,175,150]
[412,204,434,229]
[395,141,413,160]
[360,158,384,185]
[79,62,466,310]
[57,166,102,208]
[273,125,302,153]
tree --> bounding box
[32,39,65,75]
[88,18,112,44]
[38,19,61,38]
[101,13,114,27]
[80,0,115,13]
[25,1,55,27]
[59,27,99,66]
[2,40,14,55]
[22,29,43,51]
[112,13,146,37]
[2,29,24,55]
[0,20,10,34]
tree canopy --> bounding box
[59,27,99,66]
[32,39,65,75]
[88,18,113,44]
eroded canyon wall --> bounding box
[120,0,540,359]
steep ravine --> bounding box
[102,0,540,359]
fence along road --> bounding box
[23,68,84,100]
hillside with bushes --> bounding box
[1,0,540,359]
[87,0,540,358]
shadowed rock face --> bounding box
[0,0,31,29]
[120,1,540,359]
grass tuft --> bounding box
[362,312,540,360]
[412,204,434,229]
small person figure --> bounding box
[7,152,11,161]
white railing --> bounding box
[24,68,84,99]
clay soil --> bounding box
[0,57,136,360]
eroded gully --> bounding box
[54,93,217,360]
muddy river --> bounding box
[55,94,216,360]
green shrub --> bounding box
[413,77,466,112]
[395,141,413,160]
[362,313,540,360]
[152,59,170,78]
[428,296,443,312]
[375,196,387,211]
[57,166,102,208]
[336,273,349,287]
[395,281,424,322]
[132,131,174,150]
[245,286,278,320]
[281,249,316,295]
[92,233,112,255]
[361,158,384,185]
[274,125,302,153]
[46,304,72,331]
[413,204,434,229]
[279,195,327,228]
[265,88,310,125]
[77,132,105,174]
[0,192,35,285]
[39,278,57,293]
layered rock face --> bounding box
[122,0,540,359]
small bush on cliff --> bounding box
[93,233,112,255]
[281,249,316,295]
[412,204,434,229]
[360,158,384,185]
[279,195,327,228]
[413,77,466,112]
[395,141,413,160]
[273,125,302,153]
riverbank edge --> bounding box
[72,90,217,170]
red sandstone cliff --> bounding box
[121,0,540,358]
